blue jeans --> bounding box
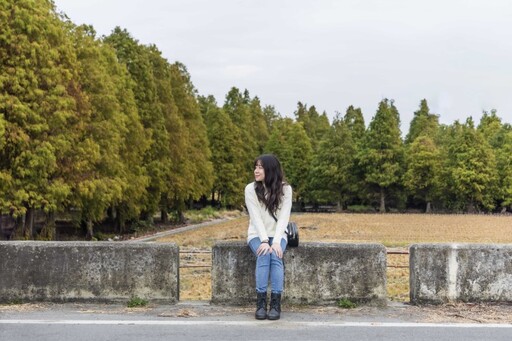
[248,237,287,294]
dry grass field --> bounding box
[157,213,512,302]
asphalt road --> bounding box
[1,302,512,341]
[2,318,512,341]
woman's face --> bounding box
[254,160,265,182]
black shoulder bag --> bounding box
[271,212,299,247]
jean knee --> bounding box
[256,253,271,264]
[270,253,283,265]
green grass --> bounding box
[127,297,148,308]
[337,298,357,309]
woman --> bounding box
[245,154,293,320]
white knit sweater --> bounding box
[245,182,293,245]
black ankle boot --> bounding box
[267,293,281,320]
[255,292,267,320]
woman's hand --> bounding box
[271,242,283,258]
[257,242,272,256]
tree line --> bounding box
[1,1,511,240]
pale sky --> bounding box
[53,0,512,133]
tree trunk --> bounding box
[336,200,343,213]
[107,206,116,223]
[177,210,186,224]
[426,201,432,213]
[467,201,477,213]
[115,206,126,234]
[211,191,215,206]
[39,211,56,240]
[24,208,34,239]
[379,188,386,213]
[85,219,94,240]
[161,209,169,224]
[141,211,154,225]
[9,215,25,240]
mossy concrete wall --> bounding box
[0,241,179,303]
[410,243,512,304]
[211,242,387,305]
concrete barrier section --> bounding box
[212,242,387,305]
[0,241,179,303]
[410,243,512,304]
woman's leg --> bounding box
[269,238,287,293]
[267,238,287,320]
[248,237,271,293]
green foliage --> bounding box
[337,298,357,309]
[223,88,258,175]
[248,97,270,154]
[199,95,245,207]
[346,205,376,213]
[344,105,366,147]
[93,232,117,241]
[405,99,440,144]
[127,296,148,308]
[440,118,498,212]
[294,102,330,151]
[307,113,356,207]
[0,114,5,150]
[403,136,442,211]
[184,206,224,223]
[359,99,404,212]
[265,118,313,200]
[105,28,169,219]
[262,105,281,132]
[5,298,24,306]
[169,62,213,206]
[71,24,145,229]
[132,219,153,231]
[0,0,80,221]
[478,112,512,209]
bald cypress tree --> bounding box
[405,99,439,145]
[169,62,213,219]
[104,28,171,222]
[265,118,312,201]
[70,24,149,238]
[249,96,270,154]
[307,113,356,209]
[344,105,366,148]
[262,105,280,133]
[0,0,84,238]
[223,87,258,176]
[403,136,441,212]
[403,100,441,212]
[359,99,404,212]
[0,114,8,212]
[343,105,366,203]
[199,95,245,207]
[0,114,5,149]
[294,103,330,152]
[143,46,186,223]
[441,118,498,212]
[478,111,512,212]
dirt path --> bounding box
[125,218,231,243]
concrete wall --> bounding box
[211,242,387,305]
[0,241,179,303]
[410,243,512,304]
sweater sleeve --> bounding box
[274,185,293,245]
[245,184,269,242]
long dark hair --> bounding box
[254,154,286,216]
